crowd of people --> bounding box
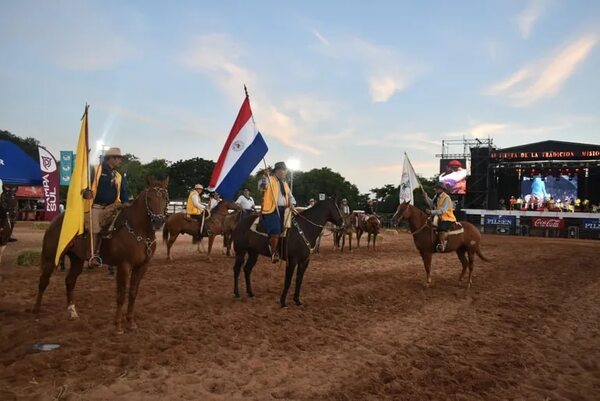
[504,195,598,213]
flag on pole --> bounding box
[55,106,90,266]
[399,153,421,204]
[208,95,268,200]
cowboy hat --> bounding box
[435,182,448,191]
[194,184,204,190]
[273,161,287,171]
[104,147,123,158]
[448,160,462,168]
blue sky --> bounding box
[1,0,599,192]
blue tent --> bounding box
[0,140,42,185]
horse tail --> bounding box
[162,220,169,243]
[476,247,490,262]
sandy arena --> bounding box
[1,224,600,401]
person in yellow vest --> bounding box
[83,147,128,264]
[186,184,207,222]
[259,161,296,263]
[422,182,456,253]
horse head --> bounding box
[144,176,170,230]
[327,198,345,228]
[0,186,17,212]
[392,201,412,222]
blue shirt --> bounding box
[93,162,128,206]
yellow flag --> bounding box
[55,106,90,266]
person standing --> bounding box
[259,161,296,263]
[235,188,255,217]
[422,183,456,253]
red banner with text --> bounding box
[532,217,564,229]
[38,147,60,221]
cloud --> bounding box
[486,34,598,106]
[447,121,569,139]
[516,0,547,39]
[311,29,330,46]
[312,34,421,103]
[180,34,320,154]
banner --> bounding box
[582,219,600,231]
[439,159,467,194]
[484,215,516,226]
[60,151,74,185]
[399,154,421,204]
[38,146,60,221]
[532,217,564,229]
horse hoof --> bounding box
[115,328,125,335]
[294,300,303,307]
[127,321,138,331]
[67,305,79,320]
[247,293,255,298]
[280,304,288,309]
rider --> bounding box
[341,198,350,215]
[186,184,207,222]
[235,188,256,217]
[259,161,296,263]
[84,147,129,264]
[422,182,456,253]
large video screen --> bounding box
[520,175,578,201]
[439,159,467,194]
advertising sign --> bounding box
[484,215,516,226]
[60,151,74,186]
[38,147,60,221]
[532,217,564,229]
[582,219,600,231]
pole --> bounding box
[290,169,294,193]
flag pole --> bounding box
[245,85,281,219]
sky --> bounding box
[1,0,599,193]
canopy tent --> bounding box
[0,140,42,185]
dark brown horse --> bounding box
[393,201,490,287]
[0,187,18,264]
[162,200,241,262]
[333,213,357,252]
[232,198,345,307]
[356,214,381,250]
[222,210,245,257]
[34,177,170,334]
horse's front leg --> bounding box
[420,251,433,285]
[207,235,215,262]
[293,260,310,306]
[65,256,84,319]
[280,259,297,308]
[126,262,149,330]
[115,262,131,334]
[243,252,259,298]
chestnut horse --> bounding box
[334,213,357,252]
[162,200,240,262]
[356,214,381,250]
[232,199,345,307]
[393,201,490,287]
[34,177,170,334]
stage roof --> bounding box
[490,140,600,162]
[0,140,42,185]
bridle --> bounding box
[292,200,346,253]
[144,186,169,221]
[396,205,430,236]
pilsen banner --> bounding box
[532,217,565,230]
[38,147,60,221]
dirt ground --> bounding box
[1,224,600,401]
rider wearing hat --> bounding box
[186,184,206,222]
[259,161,296,263]
[422,182,456,253]
[83,147,129,263]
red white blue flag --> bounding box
[208,96,268,200]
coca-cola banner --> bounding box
[38,146,60,221]
[532,217,564,230]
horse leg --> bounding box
[367,232,372,250]
[349,233,353,252]
[243,251,259,298]
[356,231,361,248]
[456,248,469,285]
[0,245,6,264]
[467,249,475,289]
[114,262,131,334]
[420,251,433,285]
[65,256,84,319]
[126,262,149,330]
[33,254,56,313]
[233,251,246,298]
[207,235,215,262]
[293,260,310,306]
[167,232,178,262]
[280,259,297,308]
[373,233,377,250]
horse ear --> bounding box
[146,176,155,187]
[162,176,170,188]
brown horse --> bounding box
[356,214,381,250]
[334,213,357,252]
[392,201,490,287]
[162,200,241,262]
[34,177,170,334]
[222,210,245,256]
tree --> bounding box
[167,158,215,199]
[290,167,361,208]
[0,129,40,160]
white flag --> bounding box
[399,154,421,204]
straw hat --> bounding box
[194,184,204,190]
[104,147,123,157]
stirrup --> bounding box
[89,255,103,268]
[435,243,444,253]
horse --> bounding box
[33,177,170,334]
[356,214,381,250]
[333,213,357,252]
[232,198,345,307]
[0,187,18,264]
[162,200,240,262]
[222,210,244,257]
[392,201,490,288]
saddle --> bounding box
[431,216,464,236]
[250,209,294,238]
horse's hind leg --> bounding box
[33,255,56,313]
[126,262,149,330]
[167,232,178,262]
[243,251,259,298]
[115,262,131,334]
[293,260,310,306]
[233,252,246,298]
[207,235,215,262]
[65,256,84,319]
[280,259,297,308]
[467,249,475,289]
[456,248,469,285]
[420,251,433,285]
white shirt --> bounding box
[191,193,206,211]
[209,198,220,211]
[236,195,255,211]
